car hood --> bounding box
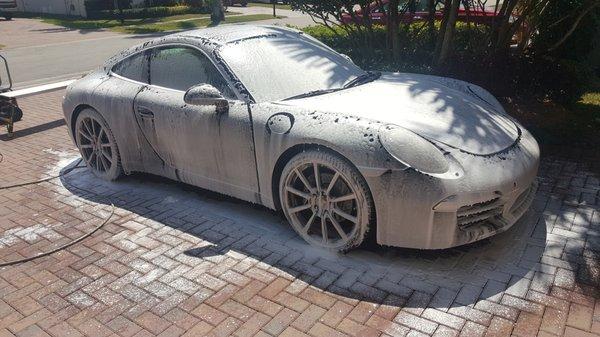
[278,72,520,156]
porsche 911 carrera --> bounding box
[62,25,539,252]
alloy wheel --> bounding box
[283,161,362,249]
[76,115,115,174]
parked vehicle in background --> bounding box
[341,0,502,26]
[0,0,17,20]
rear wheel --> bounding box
[279,149,374,252]
[75,108,123,181]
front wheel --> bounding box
[279,149,374,252]
[75,108,123,181]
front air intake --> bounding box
[457,197,503,230]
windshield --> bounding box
[218,33,366,102]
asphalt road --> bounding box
[0,6,314,89]
[3,34,156,88]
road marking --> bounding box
[1,79,76,98]
[4,33,156,51]
[12,72,87,90]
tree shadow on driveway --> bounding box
[57,154,598,317]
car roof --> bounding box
[104,24,302,69]
[172,24,302,45]
[105,25,303,69]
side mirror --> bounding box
[184,84,228,113]
[340,53,354,65]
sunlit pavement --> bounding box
[0,90,598,336]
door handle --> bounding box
[137,106,154,119]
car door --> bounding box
[94,50,160,173]
[133,45,260,203]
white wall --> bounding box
[16,0,87,17]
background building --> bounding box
[15,0,87,17]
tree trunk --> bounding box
[435,0,460,67]
[427,0,435,42]
[211,0,225,25]
[114,0,124,24]
[492,0,518,55]
[434,0,452,59]
[388,0,400,59]
[548,1,600,52]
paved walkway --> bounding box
[0,91,598,336]
[0,18,124,50]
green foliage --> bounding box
[146,0,180,6]
[533,0,600,63]
[535,58,595,105]
[294,0,599,105]
[304,22,593,104]
[112,13,282,33]
[443,54,594,105]
[302,22,488,73]
[185,0,207,7]
[83,0,133,11]
[86,5,210,20]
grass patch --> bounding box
[113,14,284,34]
[40,11,247,31]
[0,44,4,50]
[42,17,155,30]
[248,2,292,10]
[86,5,209,20]
[155,12,239,22]
[577,91,600,108]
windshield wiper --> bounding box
[343,71,381,89]
[283,88,341,101]
[282,71,381,101]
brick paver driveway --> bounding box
[0,91,598,337]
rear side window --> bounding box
[112,52,148,83]
[149,46,234,98]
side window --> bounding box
[112,52,148,83]
[149,46,235,99]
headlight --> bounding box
[379,125,449,174]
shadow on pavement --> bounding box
[56,157,565,309]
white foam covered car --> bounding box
[63,25,539,251]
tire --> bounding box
[279,149,374,252]
[4,14,12,20]
[75,108,123,181]
[241,1,248,6]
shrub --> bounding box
[528,58,594,105]
[84,0,132,11]
[304,23,592,104]
[185,0,207,7]
[302,22,490,74]
[147,0,179,6]
[84,0,113,11]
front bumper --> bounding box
[430,179,538,248]
[369,129,540,249]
